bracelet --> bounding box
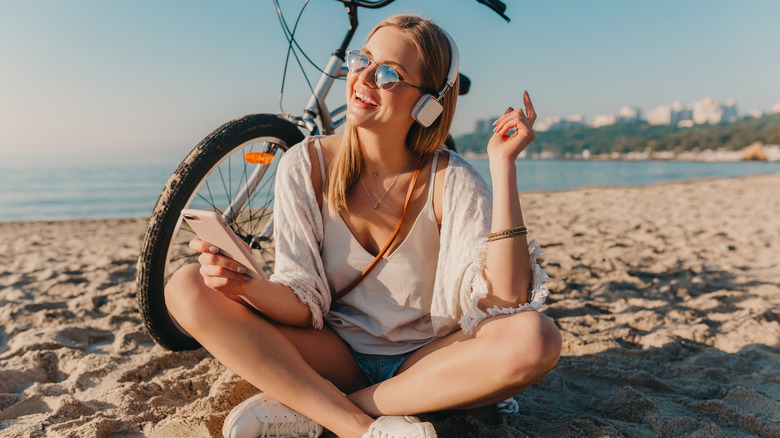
[487,225,527,242]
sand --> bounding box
[1,173,778,437]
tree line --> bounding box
[453,113,780,156]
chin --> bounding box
[345,110,375,129]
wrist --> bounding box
[489,156,516,173]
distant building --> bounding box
[474,117,499,134]
[692,97,724,124]
[647,105,672,125]
[592,114,617,128]
[723,98,738,122]
[773,103,780,113]
[618,106,641,122]
[535,117,559,132]
[649,98,734,126]
[535,115,585,132]
[671,100,693,124]
[591,106,641,128]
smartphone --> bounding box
[181,209,266,279]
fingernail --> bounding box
[209,246,219,254]
[237,266,247,274]
[244,275,252,282]
[492,120,499,126]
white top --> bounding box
[269,136,550,340]
[319,142,441,354]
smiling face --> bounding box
[345,26,425,135]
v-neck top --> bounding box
[315,139,441,354]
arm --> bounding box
[189,141,331,328]
[189,239,312,327]
[481,91,537,308]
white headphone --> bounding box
[410,29,460,128]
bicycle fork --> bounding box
[221,144,284,240]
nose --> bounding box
[357,62,379,88]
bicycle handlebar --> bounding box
[334,0,397,9]
[334,0,509,21]
[351,0,396,9]
[331,0,509,58]
[477,0,510,22]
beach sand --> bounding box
[1,173,778,437]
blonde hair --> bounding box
[326,14,459,213]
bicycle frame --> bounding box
[222,17,355,223]
[297,55,349,136]
[222,2,363,221]
[292,0,367,136]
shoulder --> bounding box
[279,135,340,176]
[440,149,490,193]
[278,138,311,174]
[279,135,341,209]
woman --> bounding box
[166,14,561,438]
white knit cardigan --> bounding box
[269,139,549,336]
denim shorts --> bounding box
[349,348,416,386]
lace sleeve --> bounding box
[268,141,331,328]
[459,239,550,335]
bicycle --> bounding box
[136,0,510,351]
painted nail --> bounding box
[209,246,219,254]
[243,275,252,282]
[237,266,247,274]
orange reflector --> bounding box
[244,152,274,165]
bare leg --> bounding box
[348,311,562,416]
[165,265,374,438]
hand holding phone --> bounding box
[181,209,266,280]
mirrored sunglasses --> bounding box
[346,49,428,92]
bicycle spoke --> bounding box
[216,164,231,209]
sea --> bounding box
[1,154,779,222]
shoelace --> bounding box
[259,415,317,438]
[366,428,415,438]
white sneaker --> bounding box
[222,393,323,438]
[362,416,437,438]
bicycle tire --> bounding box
[137,114,305,351]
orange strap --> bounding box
[332,157,423,303]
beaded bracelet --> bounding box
[487,225,528,242]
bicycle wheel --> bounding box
[137,114,305,351]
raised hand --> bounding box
[486,91,537,162]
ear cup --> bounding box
[410,29,459,128]
[411,94,443,128]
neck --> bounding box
[357,128,414,176]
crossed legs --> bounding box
[165,265,561,438]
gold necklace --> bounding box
[359,153,414,209]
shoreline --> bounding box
[462,142,780,162]
[2,171,779,224]
[1,173,778,437]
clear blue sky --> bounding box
[1,0,779,157]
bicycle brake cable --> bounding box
[274,0,344,80]
[273,0,342,120]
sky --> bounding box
[1,0,779,158]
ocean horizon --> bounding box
[2,153,779,222]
